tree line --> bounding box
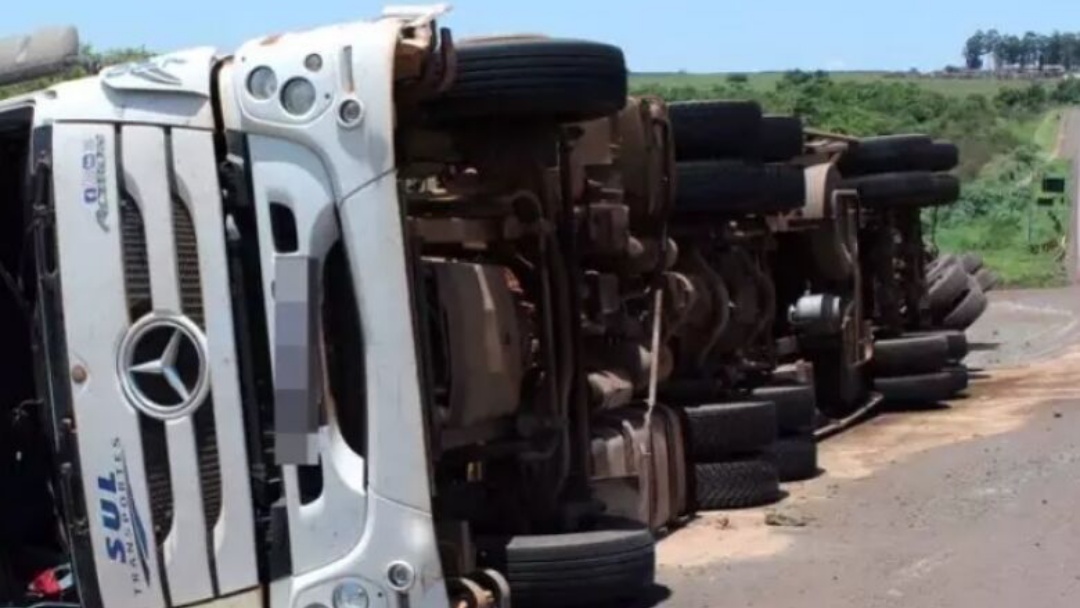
[963,30,1080,71]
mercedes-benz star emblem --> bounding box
[118,313,210,420]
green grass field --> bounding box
[931,106,1071,288]
[630,71,1052,98]
[1032,108,1066,157]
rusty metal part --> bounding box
[800,163,835,221]
[647,97,678,223]
[670,247,731,371]
[395,22,457,104]
[750,258,777,346]
[616,96,676,225]
[662,271,696,336]
[583,341,663,388]
[582,203,631,257]
[806,165,858,282]
[555,131,592,496]
[588,368,635,411]
[426,260,525,428]
[448,577,496,608]
[258,33,283,46]
[620,237,677,276]
[572,96,675,234]
[804,127,860,143]
[574,112,618,169]
[472,570,511,608]
[841,297,873,369]
[849,210,872,366]
[411,216,523,244]
[405,188,548,245]
[773,360,816,385]
[582,271,621,332]
[710,249,762,358]
[895,207,930,327]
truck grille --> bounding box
[117,169,224,558]
[172,198,224,534]
[55,123,260,607]
[120,198,174,546]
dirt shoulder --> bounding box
[653,287,1080,607]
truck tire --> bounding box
[873,334,949,376]
[941,281,989,330]
[960,252,984,274]
[428,38,627,123]
[756,115,804,162]
[479,520,655,607]
[926,253,959,279]
[766,435,819,482]
[843,172,960,209]
[670,100,762,161]
[751,384,816,435]
[685,401,778,461]
[838,135,960,175]
[921,141,961,172]
[694,457,782,510]
[975,267,1000,292]
[928,263,969,313]
[842,140,954,173]
[875,367,969,403]
[910,329,969,361]
[674,160,806,215]
[946,365,971,392]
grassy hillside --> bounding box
[930,110,1071,288]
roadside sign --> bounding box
[1042,176,1066,194]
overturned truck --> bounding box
[0,10,989,608]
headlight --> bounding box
[387,561,415,592]
[246,67,277,101]
[281,77,317,116]
[339,99,363,126]
[304,53,324,72]
[332,582,370,608]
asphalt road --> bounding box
[642,289,1080,608]
[965,287,1080,369]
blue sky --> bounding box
[8,0,1080,72]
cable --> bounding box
[641,288,664,457]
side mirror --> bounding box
[0,26,80,87]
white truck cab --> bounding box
[1,8,454,608]
[1,7,662,608]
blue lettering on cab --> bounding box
[97,473,127,564]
